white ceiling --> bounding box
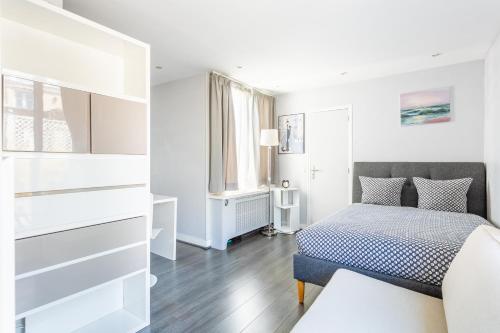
[64,0,500,93]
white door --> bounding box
[308,108,351,224]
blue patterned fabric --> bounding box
[296,204,489,286]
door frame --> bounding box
[306,105,353,226]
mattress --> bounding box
[296,204,489,286]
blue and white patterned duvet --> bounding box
[296,204,489,286]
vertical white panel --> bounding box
[0,158,15,333]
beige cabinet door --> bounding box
[90,94,147,155]
[2,75,90,153]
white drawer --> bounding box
[15,186,148,238]
[13,155,147,193]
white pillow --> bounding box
[359,176,406,206]
[413,177,472,213]
[442,225,500,333]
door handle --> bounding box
[311,166,321,179]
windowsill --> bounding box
[207,186,273,200]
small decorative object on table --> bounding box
[281,180,290,188]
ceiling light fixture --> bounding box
[431,53,442,58]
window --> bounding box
[231,85,259,190]
[230,84,274,191]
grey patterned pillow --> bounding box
[413,177,472,213]
[359,176,406,206]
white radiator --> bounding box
[208,191,270,250]
[235,194,269,235]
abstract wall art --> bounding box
[400,87,452,126]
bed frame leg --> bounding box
[297,280,305,304]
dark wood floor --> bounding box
[139,233,322,333]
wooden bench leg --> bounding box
[297,280,305,304]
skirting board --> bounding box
[176,233,210,249]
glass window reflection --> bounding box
[2,76,90,153]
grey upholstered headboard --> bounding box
[352,162,487,218]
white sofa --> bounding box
[292,225,500,333]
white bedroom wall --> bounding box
[484,35,500,226]
[277,61,485,224]
[151,73,210,246]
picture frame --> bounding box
[278,113,305,154]
[400,87,453,126]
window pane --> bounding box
[231,86,259,190]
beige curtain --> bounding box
[209,73,238,193]
[254,92,276,186]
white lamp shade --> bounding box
[260,129,279,146]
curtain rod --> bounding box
[210,71,275,97]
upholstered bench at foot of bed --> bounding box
[292,269,447,333]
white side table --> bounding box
[272,187,300,234]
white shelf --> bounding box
[73,309,146,333]
[153,194,177,205]
[16,269,146,320]
[276,204,299,209]
[273,187,301,233]
[1,0,149,99]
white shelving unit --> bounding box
[1,1,151,332]
[272,187,301,234]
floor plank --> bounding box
[140,233,322,333]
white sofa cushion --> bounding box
[442,225,500,333]
[291,269,447,333]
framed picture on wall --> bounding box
[278,113,305,154]
[400,87,453,126]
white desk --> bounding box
[151,194,177,261]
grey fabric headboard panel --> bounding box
[352,162,487,218]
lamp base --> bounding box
[261,227,278,237]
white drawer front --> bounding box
[16,216,146,275]
[16,244,147,316]
[14,156,147,193]
[15,187,148,238]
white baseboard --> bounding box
[176,232,211,249]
